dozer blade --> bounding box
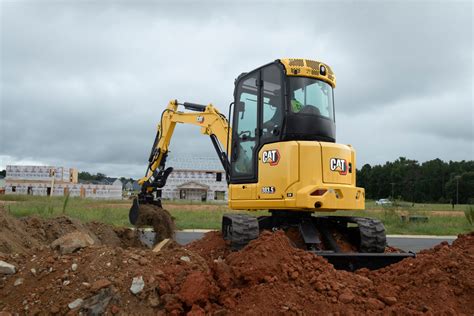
[129,197,141,225]
[316,252,415,272]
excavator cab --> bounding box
[129,58,415,271]
[229,59,336,185]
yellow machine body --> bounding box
[136,58,364,213]
[229,141,365,211]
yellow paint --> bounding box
[257,142,299,200]
[229,184,257,200]
[279,58,336,88]
[139,58,364,214]
[229,141,365,212]
[138,100,232,186]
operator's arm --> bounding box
[139,100,232,191]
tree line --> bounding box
[78,172,135,185]
[357,158,474,204]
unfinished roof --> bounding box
[166,156,224,172]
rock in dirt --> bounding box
[13,278,23,286]
[0,260,16,274]
[130,276,145,294]
[90,279,112,292]
[50,231,95,254]
[338,292,355,303]
[68,298,84,310]
[380,296,397,306]
[82,288,115,315]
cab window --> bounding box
[261,65,283,141]
[231,75,258,179]
[289,77,334,120]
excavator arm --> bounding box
[129,99,232,225]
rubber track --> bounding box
[222,214,259,250]
[351,217,387,253]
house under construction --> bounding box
[162,157,227,202]
[4,165,122,199]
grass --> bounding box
[365,200,470,212]
[316,209,472,235]
[1,195,472,235]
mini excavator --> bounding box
[129,59,414,270]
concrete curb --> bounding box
[386,234,457,239]
[180,229,215,233]
[178,230,457,239]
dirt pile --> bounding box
[0,202,176,254]
[0,206,473,315]
[0,207,43,255]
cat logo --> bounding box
[330,158,348,175]
[262,149,280,166]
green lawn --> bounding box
[365,199,470,212]
[1,195,472,235]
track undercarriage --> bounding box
[222,211,414,271]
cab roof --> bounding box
[279,58,336,88]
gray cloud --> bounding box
[1,1,472,178]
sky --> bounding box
[0,0,473,178]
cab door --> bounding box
[230,72,259,184]
[229,72,259,199]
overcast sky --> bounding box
[1,1,472,178]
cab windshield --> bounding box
[288,77,334,121]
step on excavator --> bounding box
[129,58,414,271]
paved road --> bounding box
[172,231,456,253]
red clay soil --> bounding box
[0,205,473,315]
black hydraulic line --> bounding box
[183,102,206,112]
[210,134,230,183]
[225,102,234,183]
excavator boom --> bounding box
[129,100,232,225]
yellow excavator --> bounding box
[129,58,413,270]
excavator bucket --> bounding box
[129,197,141,225]
[129,196,175,245]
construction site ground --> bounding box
[0,205,473,315]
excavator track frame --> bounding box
[222,212,415,271]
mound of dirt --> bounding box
[0,205,146,256]
[134,204,175,244]
[0,206,473,315]
[0,206,42,255]
[187,231,230,262]
[20,215,100,245]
